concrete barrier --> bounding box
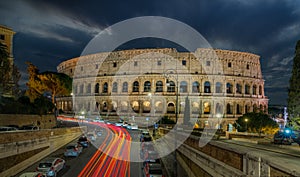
[0,127,85,177]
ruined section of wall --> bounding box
[0,114,57,129]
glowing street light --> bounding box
[245,118,248,132]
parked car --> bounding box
[36,157,65,177]
[104,120,112,125]
[273,129,294,145]
[78,136,89,148]
[142,135,152,142]
[127,123,139,130]
[94,118,105,123]
[0,126,18,132]
[64,144,83,157]
[19,125,39,131]
[122,121,129,128]
[143,161,163,177]
[115,122,123,127]
[19,172,45,177]
[143,150,159,162]
[140,130,151,142]
[140,142,155,159]
[87,132,97,142]
[96,130,103,137]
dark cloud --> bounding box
[1,0,300,105]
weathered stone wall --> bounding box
[0,127,84,144]
[0,114,57,129]
[57,48,268,130]
[184,135,243,171]
[178,151,212,177]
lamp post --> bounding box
[245,118,248,133]
[164,69,179,177]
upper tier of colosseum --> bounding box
[57,48,262,80]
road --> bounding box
[16,119,150,177]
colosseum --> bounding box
[56,48,268,131]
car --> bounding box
[141,142,155,151]
[127,123,138,130]
[94,118,105,123]
[104,120,112,124]
[87,132,97,142]
[143,161,163,177]
[140,131,151,142]
[273,129,294,145]
[96,130,103,137]
[141,130,150,136]
[115,122,123,127]
[0,126,18,131]
[19,172,45,177]
[140,143,155,159]
[64,144,83,157]
[131,123,139,130]
[78,136,89,148]
[143,150,159,162]
[142,135,152,142]
[36,157,65,177]
[19,125,39,131]
[122,121,129,128]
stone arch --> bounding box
[167,102,175,113]
[203,101,211,114]
[204,81,211,93]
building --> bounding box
[0,25,15,97]
[56,48,268,130]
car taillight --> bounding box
[74,148,78,151]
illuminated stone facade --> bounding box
[0,25,15,97]
[57,48,268,130]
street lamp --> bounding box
[164,69,179,177]
[245,118,248,133]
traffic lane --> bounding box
[128,129,147,177]
[16,130,107,177]
[78,124,131,177]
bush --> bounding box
[159,116,176,124]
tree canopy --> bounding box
[0,42,11,93]
[0,95,54,115]
[235,112,278,135]
[0,42,21,97]
[25,62,72,103]
[288,40,300,130]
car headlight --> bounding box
[47,170,55,176]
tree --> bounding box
[288,40,300,130]
[25,62,44,102]
[235,112,279,135]
[33,96,55,115]
[25,62,72,104]
[0,42,11,93]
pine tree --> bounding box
[288,40,300,130]
[25,62,72,104]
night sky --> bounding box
[1,0,300,105]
